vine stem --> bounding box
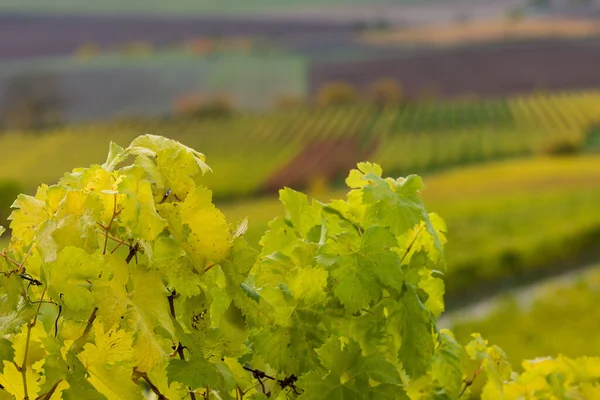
[167,291,197,400]
[459,360,484,398]
[35,379,63,400]
[102,194,120,255]
[22,286,46,400]
[133,370,167,400]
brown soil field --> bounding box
[309,38,600,99]
[359,18,600,47]
[261,137,378,192]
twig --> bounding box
[134,370,167,400]
[17,245,36,274]
[400,225,424,265]
[102,195,119,255]
[204,263,217,273]
[167,291,196,400]
[459,360,484,398]
[71,307,98,354]
[35,379,63,400]
[21,286,47,399]
[125,242,140,264]
[20,273,42,286]
[54,305,62,338]
[159,189,172,205]
[0,252,21,269]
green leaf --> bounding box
[62,351,107,400]
[179,185,232,263]
[42,247,104,316]
[433,330,466,398]
[321,226,402,314]
[167,355,219,390]
[0,298,35,336]
[0,339,14,374]
[39,336,68,393]
[388,288,435,379]
[102,141,127,171]
[117,173,167,241]
[279,188,321,236]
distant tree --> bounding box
[74,42,100,60]
[367,78,404,107]
[173,93,235,120]
[315,82,358,107]
[120,41,154,56]
[3,72,65,131]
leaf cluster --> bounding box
[0,136,597,399]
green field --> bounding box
[450,265,600,366]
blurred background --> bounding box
[1,0,600,394]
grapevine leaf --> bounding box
[321,226,401,314]
[94,263,174,373]
[345,162,383,188]
[152,233,202,297]
[433,330,466,398]
[0,226,4,238]
[39,336,68,393]
[387,288,435,379]
[62,351,107,400]
[356,171,445,263]
[0,339,14,374]
[0,274,23,312]
[299,339,405,399]
[103,141,127,171]
[78,322,142,400]
[179,185,232,263]
[220,237,258,296]
[117,173,167,241]
[167,355,219,390]
[42,247,104,316]
[203,304,249,359]
[0,298,35,335]
[466,333,512,394]
[0,360,39,399]
[8,194,48,245]
[279,188,321,236]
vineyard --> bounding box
[0,135,599,399]
[2,90,600,199]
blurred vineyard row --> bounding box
[2,90,600,200]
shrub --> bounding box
[540,139,582,156]
[173,94,235,120]
[367,78,404,106]
[315,82,358,107]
